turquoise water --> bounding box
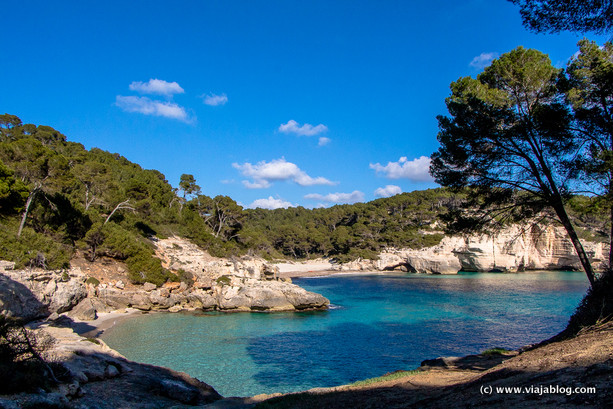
[101,271,588,397]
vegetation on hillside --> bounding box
[1,111,609,287]
[0,115,477,282]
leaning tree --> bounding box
[430,46,597,286]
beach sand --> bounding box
[274,260,338,278]
[70,308,147,338]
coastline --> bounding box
[69,308,148,338]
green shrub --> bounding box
[348,370,419,387]
[564,273,613,337]
[177,268,194,286]
[85,276,100,287]
[97,223,145,260]
[126,252,172,286]
[216,275,231,286]
[481,347,511,356]
[0,224,72,270]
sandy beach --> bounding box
[70,308,148,338]
[273,259,393,278]
[274,259,339,278]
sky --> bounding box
[1,0,609,209]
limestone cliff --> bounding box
[348,224,608,274]
[0,236,329,324]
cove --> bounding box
[101,271,588,397]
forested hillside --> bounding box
[0,114,607,285]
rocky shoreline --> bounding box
[0,228,610,408]
[277,223,609,275]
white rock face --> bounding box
[372,224,608,274]
[0,269,87,320]
[155,236,279,281]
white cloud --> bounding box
[318,137,331,146]
[242,180,272,189]
[369,156,434,182]
[233,158,337,188]
[115,95,190,122]
[203,93,228,106]
[374,185,402,198]
[469,52,499,69]
[249,196,295,210]
[129,79,185,96]
[304,190,365,204]
[279,120,328,136]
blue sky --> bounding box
[2,0,608,209]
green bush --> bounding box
[97,223,145,260]
[125,252,173,286]
[481,347,511,356]
[85,276,100,287]
[0,224,72,269]
[564,273,613,337]
[216,275,231,286]
[177,268,194,286]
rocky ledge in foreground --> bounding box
[0,319,222,409]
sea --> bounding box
[101,271,589,397]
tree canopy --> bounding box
[509,0,613,34]
[565,39,613,266]
[431,46,598,285]
[0,112,608,285]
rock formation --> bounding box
[0,319,221,408]
[0,266,87,321]
[344,224,608,274]
[0,236,329,325]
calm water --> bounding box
[101,271,588,397]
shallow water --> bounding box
[101,271,588,397]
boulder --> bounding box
[69,298,97,321]
[217,280,329,311]
[0,273,48,321]
[158,379,200,404]
[50,277,87,313]
[143,282,157,292]
[0,269,87,320]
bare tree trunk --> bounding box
[104,200,135,225]
[17,188,38,238]
[609,199,613,275]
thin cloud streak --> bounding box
[115,95,191,122]
[203,93,228,106]
[469,52,499,69]
[304,190,364,204]
[279,120,328,136]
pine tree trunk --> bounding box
[17,189,37,238]
[551,200,596,287]
[609,203,613,275]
